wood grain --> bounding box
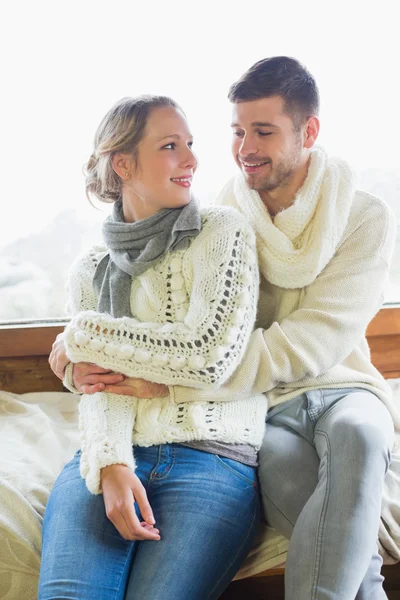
[0,356,64,394]
[0,323,65,358]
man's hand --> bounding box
[104,377,169,398]
[101,464,161,541]
[49,332,70,380]
[73,362,125,394]
[49,333,168,397]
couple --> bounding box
[39,56,400,600]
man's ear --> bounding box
[304,116,320,149]
[111,153,134,180]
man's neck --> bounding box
[259,156,311,218]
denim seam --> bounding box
[213,454,257,486]
[115,542,135,600]
[260,489,296,531]
[149,446,176,481]
[306,390,324,424]
[205,496,259,600]
[311,430,331,600]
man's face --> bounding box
[231,96,304,192]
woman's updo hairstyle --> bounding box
[85,95,180,203]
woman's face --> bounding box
[125,106,197,219]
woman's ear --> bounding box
[111,153,134,180]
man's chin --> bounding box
[244,173,270,192]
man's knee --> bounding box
[316,416,392,477]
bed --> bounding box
[0,308,399,599]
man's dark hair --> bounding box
[228,56,319,128]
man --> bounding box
[51,57,400,598]
[205,56,400,598]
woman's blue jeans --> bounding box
[259,388,394,600]
[38,444,259,600]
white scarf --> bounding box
[220,147,356,289]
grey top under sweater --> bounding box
[181,441,258,466]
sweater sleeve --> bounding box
[63,248,138,493]
[62,249,102,393]
[63,210,259,389]
[78,392,137,494]
[171,197,397,403]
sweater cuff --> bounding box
[63,362,81,394]
[80,439,136,495]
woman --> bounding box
[38,95,267,600]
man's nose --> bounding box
[238,135,258,157]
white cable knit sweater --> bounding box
[64,207,267,494]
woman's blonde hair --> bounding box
[85,95,179,203]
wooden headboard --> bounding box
[0,307,399,394]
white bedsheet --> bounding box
[3,382,399,599]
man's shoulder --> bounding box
[352,189,392,216]
[347,189,395,233]
[341,190,397,261]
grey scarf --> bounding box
[93,199,201,317]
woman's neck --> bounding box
[121,190,158,223]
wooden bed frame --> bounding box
[1,307,399,597]
[1,307,400,392]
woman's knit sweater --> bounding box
[64,206,267,494]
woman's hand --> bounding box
[49,332,70,379]
[101,464,161,541]
[104,377,169,398]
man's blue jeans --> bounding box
[38,444,259,600]
[259,388,394,600]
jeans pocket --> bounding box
[214,455,257,486]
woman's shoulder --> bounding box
[199,205,254,237]
[68,244,108,281]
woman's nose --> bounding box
[182,148,197,170]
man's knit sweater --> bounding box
[64,207,267,494]
[171,175,400,563]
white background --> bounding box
[0,0,399,246]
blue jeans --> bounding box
[259,388,394,600]
[38,444,259,600]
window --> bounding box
[1,2,398,321]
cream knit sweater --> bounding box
[64,207,267,494]
[172,155,400,563]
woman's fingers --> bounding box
[133,479,156,527]
[106,494,160,541]
[101,465,160,541]
[120,495,160,541]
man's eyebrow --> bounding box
[230,121,279,128]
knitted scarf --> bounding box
[221,146,356,289]
[93,199,201,317]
